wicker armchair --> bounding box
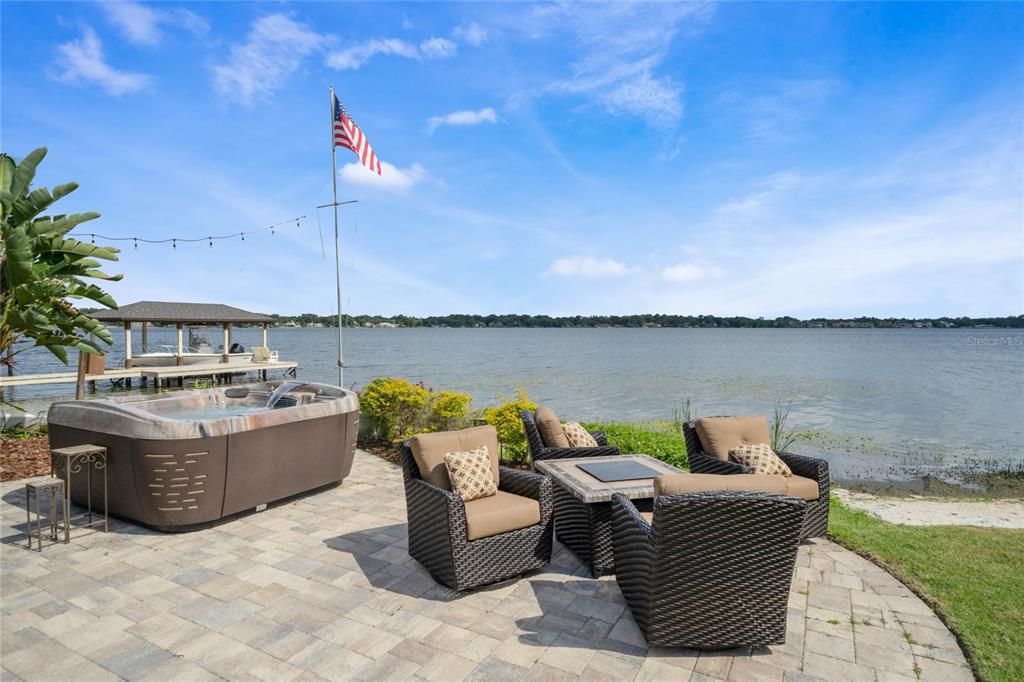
[401,444,553,591]
[611,491,805,649]
[521,409,619,466]
[683,419,830,538]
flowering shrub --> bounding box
[428,391,473,432]
[359,377,472,442]
[483,388,537,464]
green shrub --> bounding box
[358,377,472,442]
[483,388,536,464]
[359,377,430,441]
[583,420,688,469]
[428,390,473,432]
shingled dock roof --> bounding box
[91,301,274,324]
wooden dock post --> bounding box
[123,323,133,368]
[176,324,184,366]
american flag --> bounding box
[333,93,382,175]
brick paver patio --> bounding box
[1,451,972,681]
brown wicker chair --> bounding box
[612,491,805,649]
[401,443,553,591]
[683,419,829,538]
[521,409,619,467]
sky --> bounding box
[2,1,1022,318]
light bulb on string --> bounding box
[133,238,138,249]
[172,239,176,249]
[208,237,213,248]
[90,234,95,244]
[241,232,245,241]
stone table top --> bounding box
[534,455,684,504]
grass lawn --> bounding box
[582,420,687,469]
[829,498,1024,682]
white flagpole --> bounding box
[329,84,344,387]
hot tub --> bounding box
[47,381,359,531]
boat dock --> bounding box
[0,361,299,390]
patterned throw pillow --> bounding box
[444,446,498,501]
[562,422,598,448]
[728,443,792,477]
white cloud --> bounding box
[339,161,427,192]
[212,14,331,104]
[661,263,722,283]
[427,107,498,133]
[326,38,417,70]
[53,26,152,95]
[100,2,209,46]
[592,113,1024,317]
[326,36,456,70]
[547,256,629,278]
[721,79,840,141]
[453,22,487,46]
[534,3,713,127]
[419,37,457,59]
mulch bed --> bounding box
[1,435,51,482]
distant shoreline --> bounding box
[81,309,1022,330]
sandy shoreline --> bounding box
[834,488,1024,529]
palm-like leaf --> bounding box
[1,146,121,376]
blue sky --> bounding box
[3,2,1022,318]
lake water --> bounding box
[6,327,1023,483]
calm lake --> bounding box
[7,327,1023,484]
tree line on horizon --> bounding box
[267,313,1024,329]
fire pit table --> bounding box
[534,454,685,576]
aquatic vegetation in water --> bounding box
[771,399,804,452]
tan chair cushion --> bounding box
[640,511,654,524]
[655,473,786,496]
[562,421,597,448]
[464,491,541,541]
[410,426,500,491]
[695,416,772,460]
[654,473,819,501]
[786,475,820,501]
[535,406,570,448]
[444,446,498,502]
[729,443,792,477]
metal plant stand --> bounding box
[24,478,67,551]
[51,444,109,542]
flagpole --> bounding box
[329,84,344,387]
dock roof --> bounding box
[91,301,274,324]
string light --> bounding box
[77,216,305,250]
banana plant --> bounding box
[1,146,122,377]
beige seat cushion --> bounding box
[695,416,772,460]
[464,491,541,541]
[535,406,570,448]
[640,511,654,524]
[729,443,792,477]
[410,426,500,491]
[786,475,820,501]
[562,421,598,448]
[654,473,819,501]
[444,446,498,502]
